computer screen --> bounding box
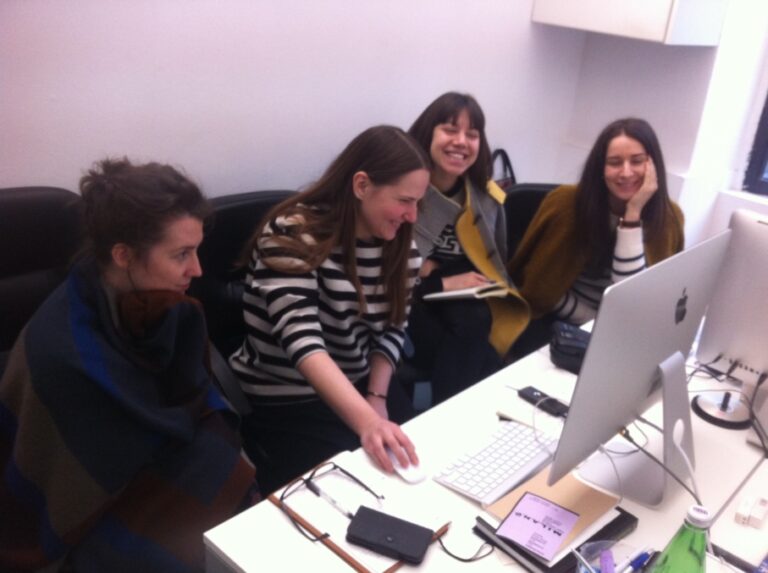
[696,209,768,385]
[547,230,731,506]
[693,209,768,430]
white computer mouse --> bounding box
[385,447,426,484]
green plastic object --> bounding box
[649,505,710,572]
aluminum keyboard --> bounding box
[433,420,558,507]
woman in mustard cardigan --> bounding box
[407,93,529,404]
[509,117,684,329]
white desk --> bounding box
[710,461,768,570]
[204,349,765,572]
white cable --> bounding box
[531,396,559,454]
[596,444,625,507]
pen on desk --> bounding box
[496,410,528,424]
[616,546,653,572]
[638,551,658,572]
[497,411,514,422]
[621,552,654,573]
[306,479,355,519]
[432,521,451,541]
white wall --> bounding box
[532,0,768,243]
[705,190,768,237]
[2,0,767,242]
[677,0,768,243]
[0,0,585,196]
[562,34,718,191]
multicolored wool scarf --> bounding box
[0,261,258,572]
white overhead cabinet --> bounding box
[531,0,729,46]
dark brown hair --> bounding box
[575,118,673,270]
[408,92,491,191]
[79,157,211,267]
[247,125,430,325]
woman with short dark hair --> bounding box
[0,158,258,573]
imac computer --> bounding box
[547,230,731,506]
[694,209,768,430]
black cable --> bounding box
[602,419,648,456]
[619,427,703,505]
[725,360,741,378]
[686,353,727,383]
[747,372,768,457]
[437,537,494,563]
[687,363,724,383]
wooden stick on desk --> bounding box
[268,494,371,573]
[269,494,451,573]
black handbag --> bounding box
[492,148,516,191]
[549,321,591,374]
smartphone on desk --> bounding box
[346,506,434,564]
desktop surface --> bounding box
[204,348,764,572]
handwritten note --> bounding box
[496,492,580,561]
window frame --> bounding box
[743,89,768,196]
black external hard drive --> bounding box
[346,506,434,564]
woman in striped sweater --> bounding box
[230,125,431,492]
[509,117,685,326]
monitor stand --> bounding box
[576,352,695,507]
[691,382,753,430]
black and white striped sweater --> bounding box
[230,218,421,402]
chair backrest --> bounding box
[505,183,560,258]
[0,187,84,361]
[189,190,296,356]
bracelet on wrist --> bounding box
[367,391,388,400]
[618,217,642,229]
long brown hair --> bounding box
[575,118,674,270]
[245,125,430,325]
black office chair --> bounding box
[0,187,84,375]
[189,189,296,415]
[504,182,560,258]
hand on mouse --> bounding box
[385,447,426,483]
[359,419,418,474]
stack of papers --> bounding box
[477,466,627,571]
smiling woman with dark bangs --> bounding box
[406,92,530,405]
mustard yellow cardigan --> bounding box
[508,185,685,319]
[415,180,530,356]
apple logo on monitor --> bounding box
[675,288,688,324]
